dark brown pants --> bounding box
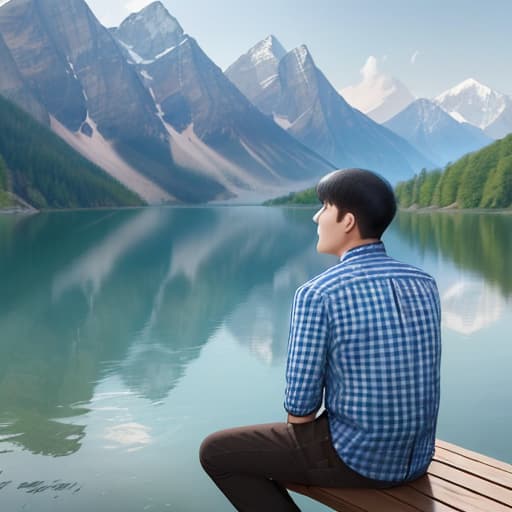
[199,412,397,511]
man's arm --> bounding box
[284,286,330,421]
[287,412,317,424]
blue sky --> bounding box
[4,0,511,98]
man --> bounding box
[200,168,441,511]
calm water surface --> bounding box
[0,207,511,511]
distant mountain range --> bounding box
[0,0,510,208]
[265,134,512,210]
[384,99,492,166]
[434,78,512,139]
[226,37,433,184]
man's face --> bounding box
[312,202,346,256]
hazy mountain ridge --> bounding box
[227,37,434,184]
[434,78,512,139]
[1,0,510,206]
[384,98,492,166]
[264,134,512,210]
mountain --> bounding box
[384,99,492,166]
[340,56,415,123]
[0,0,228,203]
[225,35,286,115]
[227,39,433,184]
[113,1,184,61]
[0,93,143,209]
[112,2,332,195]
[395,134,512,209]
[0,32,49,125]
[434,78,512,139]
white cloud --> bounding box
[340,55,415,122]
[124,0,152,14]
[410,50,420,65]
[360,55,379,83]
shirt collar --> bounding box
[339,241,386,263]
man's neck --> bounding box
[337,238,380,259]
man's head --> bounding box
[312,168,397,256]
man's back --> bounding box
[285,241,441,482]
[201,169,442,511]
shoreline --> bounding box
[399,206,512,215]
[1,204,511,215]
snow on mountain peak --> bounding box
[436,78,494,102]
[434,78,509,130]
[293,45,311,66]
[122,1,183,40]
[248,35,286,66]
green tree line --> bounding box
[0,94,144,209]
[264,187,319,205]
[396,135,512,209]
[265,135,512,210]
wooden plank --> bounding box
[435,440,512,474]
[383,482,462,512]
[286,441,512,511]
[410,473,512,512]
[427,460,512,507]
[434,447,512,490]
[287,483,422,512]
[287,484,366,512]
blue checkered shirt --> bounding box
[285,241,441,482]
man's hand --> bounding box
[287,412,317,424]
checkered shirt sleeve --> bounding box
[284,284,330,416]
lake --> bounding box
[0,206,511,511]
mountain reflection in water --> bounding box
[0,207,510,512]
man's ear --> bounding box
[342,212,356,233]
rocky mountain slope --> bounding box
[385,99,492,166]
[227,38,433,183]
[112,3,333,192]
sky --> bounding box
[2,0,511,98]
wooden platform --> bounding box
[286,439,512,511]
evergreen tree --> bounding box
[394,134,512,209]
[0,153,6,190]
[395,180,414,207]
[418,170,442,207]
[0,94,144,209]
[431,170,444,206]
[439,158,466,206]
[481,155,512,208]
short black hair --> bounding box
[316,168,397,239]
